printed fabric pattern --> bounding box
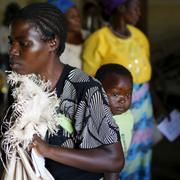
[119,83,154,180]
[46,65,120,180]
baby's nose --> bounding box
[118,96,126,104]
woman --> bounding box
[82,1,102,33]
[82,0,154,179]
[48,0,89,69]
[5,3,124,180]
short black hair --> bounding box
[11,2,67,56]
[95,63,133,83]
[3,2,20,26]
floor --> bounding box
[151,137,180,180]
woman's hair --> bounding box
[11,3,67,56]
[95,63,133,83]
[3,2,20,26]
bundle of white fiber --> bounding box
[1,71,60,159]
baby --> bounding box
[95,63,134,155]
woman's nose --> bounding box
[9,42,20,57]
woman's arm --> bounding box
[104,172,119,180]
[32,134,124,173]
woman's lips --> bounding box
[10,62,21,70]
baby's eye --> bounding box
[126,93,131,98]
[112,92,119,97]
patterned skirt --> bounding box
[119,83,154,180]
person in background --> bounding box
[95,63,134,180]
[82,1,102,33]
[0,2,20,124]
[0,70,8,120]
[6,3,124,180]
[0,2,20,71]
[48,0,89,69]
[82,0,154,179]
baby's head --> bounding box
[95,63,133,115]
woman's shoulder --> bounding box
[128,25,146,37]
[128,25,149,44]
[68,68,101,87]
[63,68,104,102]
[85,26,110,41]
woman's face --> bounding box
[102,74,132,115]
[125,0,141,25]
[65,6,81,33]
[9,19,51,75]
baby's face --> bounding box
[103,74,132,115]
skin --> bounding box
[9,19,63,89]
[102,73,132,115]
[110,0,141,38]
[65,6,84,44]
[125,0,141,25]
[9,18,124,174]
[102,73,132,180]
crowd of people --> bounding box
[0,0,157,180]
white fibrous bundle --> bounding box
[1,72,60,159]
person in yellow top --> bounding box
[82,4,151,84]
[82,0,154,179]
[83,25,151,83]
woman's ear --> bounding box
[48,37,59,52]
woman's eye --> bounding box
[19,41,31,47]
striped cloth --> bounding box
[119,83,154,180]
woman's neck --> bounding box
[40,57,64,91]
[50,62,64,91]
[67,31,84,44]
[110,18,131,39]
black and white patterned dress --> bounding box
[46,65,120,180]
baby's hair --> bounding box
[95,63,133,83]
[11,3,67,56]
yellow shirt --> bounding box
[82,25,152,83]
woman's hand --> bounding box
[30,134,51,157]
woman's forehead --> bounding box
[10,19,42,40]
